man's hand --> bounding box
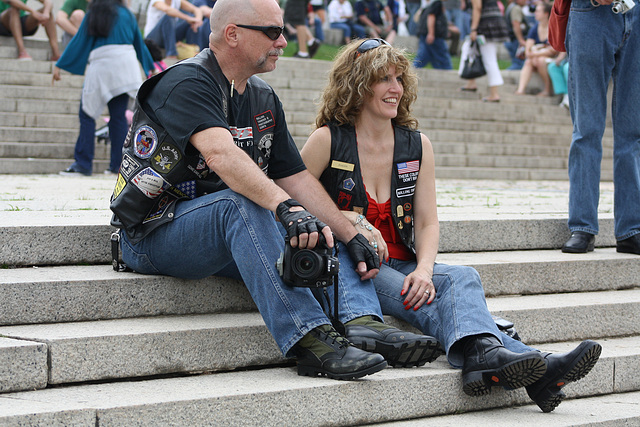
[276,199,332,249]
[346,233,380,280]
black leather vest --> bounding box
[110,49,277,243]
[319,122,422,251]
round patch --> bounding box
[133,125,158,159]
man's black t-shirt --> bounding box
[141,62,306,181]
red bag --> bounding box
[549,0,571,52]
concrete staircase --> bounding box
[0,36,614,180]
[1,37,636,426]
[1,176,639,425]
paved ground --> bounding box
[0,174,615,222]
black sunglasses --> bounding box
[356,38,391,57]
[236,24,285,41]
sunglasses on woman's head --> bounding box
[356,38,391,57]
[235,24,285,41]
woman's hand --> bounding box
[51,66,61,85]
[401,266,435,311]
[352,214,389,263]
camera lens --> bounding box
[291,250,323,279]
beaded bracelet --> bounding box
[355,215,378,250]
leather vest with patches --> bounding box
[110,49,277,243]
[319,122,422,252]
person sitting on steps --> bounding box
[301,39,603,411]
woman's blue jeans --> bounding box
[120,190,383,356]
[413,37,453,70]
[566,0,640,240]
[372,260,533,368]
[73,93,128,174]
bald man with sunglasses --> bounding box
[110,0,442,380]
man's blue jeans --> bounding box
[406,2,421,35]
[145,14,179,57]
[413,36,453,70]
[504,39,524,70]
[176,17,210,51]
[120,190,383,356]
[330,21,366,40]
[372,260,533,368]
[566,0,640,240]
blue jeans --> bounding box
[458,9,472,42]
[145,14,179,56]
[373,260,533,368]
[120,189,383,356]
[406,2,421,35]
[330,21,366,40]
[566,0,640,240]
[414,36,453,70]
[176,17,211,51]
[72,93,128,174]
[504,39,524,70]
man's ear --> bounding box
[225,24,239,47]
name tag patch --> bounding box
[331,160,355,172]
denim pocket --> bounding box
[121,238,161,275]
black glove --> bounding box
[346,233,380,271]
[276,199,327,242]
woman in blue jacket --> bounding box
[53,0,155,175]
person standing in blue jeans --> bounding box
[562,0,640,255]
[302,39,602,411]
[112,0,442,381]
[53,0,154,176]
[413,0,453,69]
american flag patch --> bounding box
[397,160,420,174]
[175,180,197,199]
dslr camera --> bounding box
[612,0,635,14]
[276,235,339,288]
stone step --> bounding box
[1,84,81,102]
[0,112,79,129]
[434,166,614,181]
[382,390,640,426]
[0,212,617,266]
[0,70,84,88]
[0,336,636,424]
[3,248,637,326]
[0,288,637,387]
[0,157,111,174]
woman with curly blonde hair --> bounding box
[315,39,418,130]
[301,38,601,411]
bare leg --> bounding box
[515,59,534,94]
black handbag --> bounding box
[460,41,487,79]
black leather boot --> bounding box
[461,334,547,397]
[526,340,602,412]
[292,324,387,380]
[345,316,444,367]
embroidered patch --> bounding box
[403,202,412,212]
[132,167,170,198]
[133,125,158,159]
[396,185,415,198]
[258,133,273,158]
[397,160,420,174]
[342,178,355,192]
[175,180,197,199]
[254,110,275,132]
[112,174,127,200]
[120,153,141,180]
[337,191,352,209]
[151,142,182,174]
